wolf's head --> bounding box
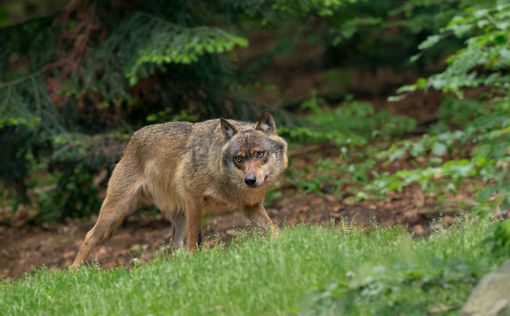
[220,112,288,190]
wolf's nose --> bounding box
[244,174,257,186]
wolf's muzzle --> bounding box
[244,173,257,187]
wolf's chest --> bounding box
[202,195,237,215]
[201,186,266,215]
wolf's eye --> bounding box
[256,151,265,158]
[234,155,244,163]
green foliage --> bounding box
[63,11,248,104]
[36,166,101,221]
[282,95,415,146]
[0,74,63,132]
[285,96,415,195]
[301,218,503,315]
[269,0,470,47]
[303,260,478,315]
[0,126,34,207]
[0,219,503,315]
[324,1,510,208]
[270,0,356,18]
[362,97,510,209]
[124,14,248,85]
[316,0,474,70]
[401,0,510,96]
[485,219,510,258]
[0,15,59,80]
[383,0,510,211]
[289,155,377,195]
[36,132,127,220]
[303,96,416,139]
[288,92,510,213]
[368,159,479,195]
[0,72,62,207]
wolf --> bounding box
[71,112,288,267]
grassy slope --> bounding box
[0,220,502,315]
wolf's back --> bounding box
[123,121,194,168]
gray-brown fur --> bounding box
[71,112,287,267]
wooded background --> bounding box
[1,0,509,224]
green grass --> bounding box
[0,219,504,315]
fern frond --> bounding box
[62,11,248,105]
[0,73,64,137]
[122,12,248,85]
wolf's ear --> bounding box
[255,112,276,135]
[220,119,238,140]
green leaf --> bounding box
[432,142,448,156]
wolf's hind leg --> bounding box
[71,185,141,268]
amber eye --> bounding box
[234,155,244,163]
[256,151,265,158]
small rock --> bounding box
[461,259,510,316]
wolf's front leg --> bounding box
[185,198,203,252]
[243,203,278,237]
